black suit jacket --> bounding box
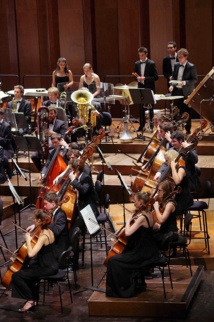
[52,118,67,137]
[49,207,69,259]
[43,99,65,108]
[134,58,158,92]
[162,55,179,87]
[0,120,14,158]
[71,172,99,217]
[172,61,197,98]
[8,99,32,124]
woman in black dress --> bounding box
[11,210,59,312]
[152,179,179,250]
[52,57,73,92]
[106,191,160,298]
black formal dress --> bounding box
[134,59,158,130]
[106,214,160,298]
[11,234,58,301]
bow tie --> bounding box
[140,61,146,64]
[179,64,184,67]
[16,101,21,103]
[50,102,56,105]
[170,57,175,60]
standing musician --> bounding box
[7,85,32,133]
[152,179,179,250]
[31,106,68,172]
[79,63,101,111]
[106,191,160,298]
[134,47,159,133]
[11,210,59,312]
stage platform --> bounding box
[88,265,204,319]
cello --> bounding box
[1,214,51,288]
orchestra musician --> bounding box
[154,130,200,193]
[7,85,32,133]
[106,191,160,298]
[52,57,73,93]
[11,209,58,312]
[160,149,193,218]
[0,108,14,182]
[152,179,179,251]
[31,106,68,172]
[40,133,69,183]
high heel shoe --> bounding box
[18,301,35,313]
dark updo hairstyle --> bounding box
[34,209,52,229]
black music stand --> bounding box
[96,146,112,186]
[115,169,133,227]
[13,135,42,212]
[74,205,105,295]
[129,88,155,140]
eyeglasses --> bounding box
[157,189,163,192]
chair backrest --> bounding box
[58,246,74,269]
[101,111,112,126]
[96,170,104,182]
[95,180,102,195]
[104,193,110,210]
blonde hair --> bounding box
[164,149,179,162]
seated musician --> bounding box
[67,158,99,266]
[162,149,193,218]
[106,191,160,298]
[40,133,69,183]
[154,129,200,193]
[31,105,68,172]
[11,209,59,312]
[0,108,14,181]
[152,179,179,250]
[156,121,174,149]
[7,85,32,133]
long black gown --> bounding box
[11,235,58,301]
[106,214,160,298]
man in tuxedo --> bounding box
[162,41,178,89]
[31,106,67,171]
[134,47,158,133]
[169,48,197,134]
[8,85,32,133]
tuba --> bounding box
[71,90,97,127]
[37,106,49,161]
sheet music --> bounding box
[80,204,100,235]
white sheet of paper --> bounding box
[80,204,100,235]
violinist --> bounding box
[106,191,160,298]
[154,130,200,192]
[11,210,59,312]
[163,149,193,217]
[152,179,179,250]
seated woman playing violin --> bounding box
[163,149,193,217]
[106,191,161,298]
[152,179,179,250]
[11,210,59,312]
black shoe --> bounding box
[136,126,142,132]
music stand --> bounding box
[13,135,42,212]
[115,169,133,226]
[74,205,105,294]
[14,112,28,129]
[129,88,156,139]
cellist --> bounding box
[106,191,160,298]
[152,179,179,251]
[11,210,58,312]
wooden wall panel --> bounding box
[185,0,213,75]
